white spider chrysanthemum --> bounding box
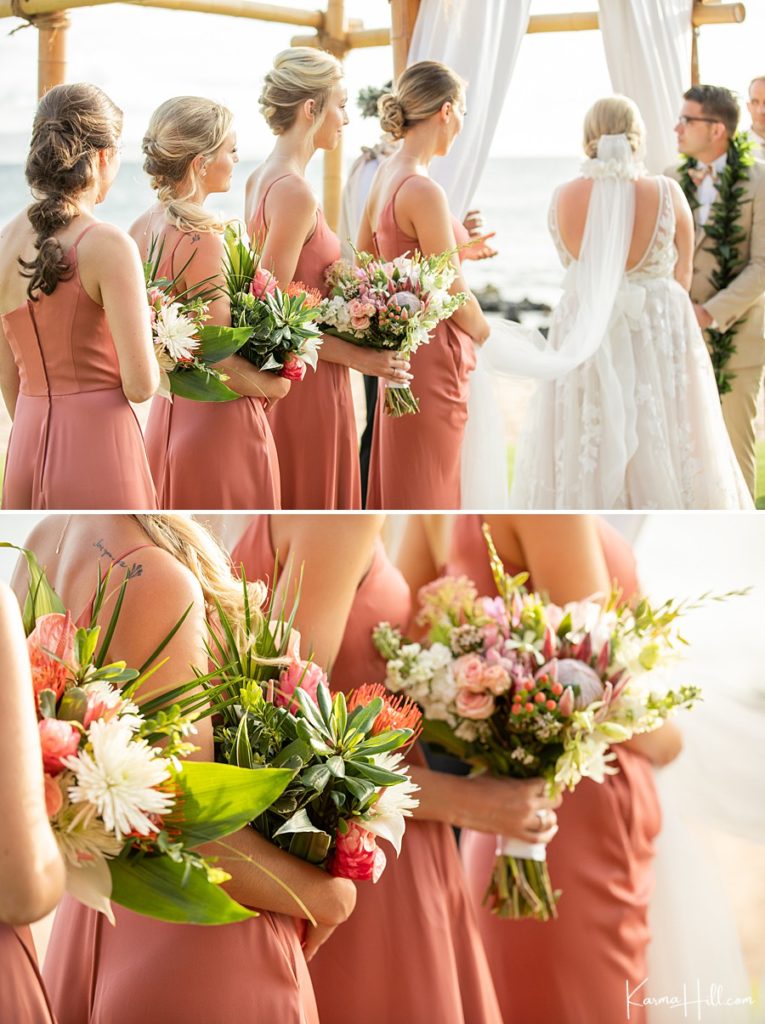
[154,303,200,362]
[364,752,420,855]
[63,719,173,841]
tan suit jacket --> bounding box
[667,159,765,370]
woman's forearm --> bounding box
[202,826,356,926]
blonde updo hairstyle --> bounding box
[582,95,645,158]
[260,47,344,137]
[20,83,123,300]
[142,97,233,234]
[132,514,266,642]
[378,60,466,141]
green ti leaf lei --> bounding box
[679,132,755,396]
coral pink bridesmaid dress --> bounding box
[233,518,503,1024]
[0,925,57,1023]
[1,225,157,510]
[446,516,662,1024]
[145,226,281,510]
[249,176,361,510]
[366,177,476,510]
[43,542,318,1024]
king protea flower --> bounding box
[62,718,174,841]
[154,302,200,362]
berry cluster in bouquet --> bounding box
[371,526,729,921]
[318,248,467,416]
[144,237,252,402]
[204,573,421,889]
[223,225,323,383]
[9,544,292,926]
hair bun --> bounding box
[378,93,406,140]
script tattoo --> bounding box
[93,538,144,579]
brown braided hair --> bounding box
[19,83,123,301]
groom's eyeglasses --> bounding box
[677,115,722,126]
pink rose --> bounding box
[330,821,386,882]
[482,664,511,696]
[276,660,327,714]
[453,654,486,693]
[348,297,376,332]
[28,612,78,701]
[250,267,277,299]
[38,718,80,775]
[280,355,306,382]
[455,688,495,720]
[44,773,63,818]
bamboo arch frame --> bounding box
[0,0,747,228]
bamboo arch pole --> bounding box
[321,0,346,230]
[36,10,70,95]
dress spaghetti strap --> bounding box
[69,222,100,251]
[254,173,300,232]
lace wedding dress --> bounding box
[464,134,753,510]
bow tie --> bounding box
[688,164,718,188]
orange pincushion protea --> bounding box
[348,683,422,741]
[285,281,323,309]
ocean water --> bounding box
[0,155,580,305]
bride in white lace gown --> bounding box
[469,97,752,510]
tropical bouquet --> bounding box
[10,544,293,925]
[318,248,468,416]
[372,526,720,921]
[222,225,323,383]
[204,573,421,885]
[144,236,252,402]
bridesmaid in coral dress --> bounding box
[23,514,355,1024]
[132,97,289,510]
[234,514,557,1024]
[399,514,683,1024]
[246,48,411,510]
[0,84,159,510]
[358,62,494,510]
[0,581,65,1024]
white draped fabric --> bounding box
[407,0,531,217]
[597,0,694,174]
[633,515,765,1022]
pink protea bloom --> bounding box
[280,355,306,382]
[276,660,327,714]
[38,718,80,775]
[28,612,78,701]
[250,266,277,299]
[330,821,387,882]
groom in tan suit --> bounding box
[669,84,765,497]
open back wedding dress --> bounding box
[465,134,752,510]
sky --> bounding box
[0,0,763,162]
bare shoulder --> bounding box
[556,177,594,207]
[0,209,31,247]
[79,220,138,261]
[126,544,204,603]
[398,174,450,217]
[268,174,317,216]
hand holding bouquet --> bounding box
[144,237,252,402]
[10,544,292,925]
[372,526,730,920]
[206,577,420,888]
[319,249,468,416]
[223,225,323,382]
